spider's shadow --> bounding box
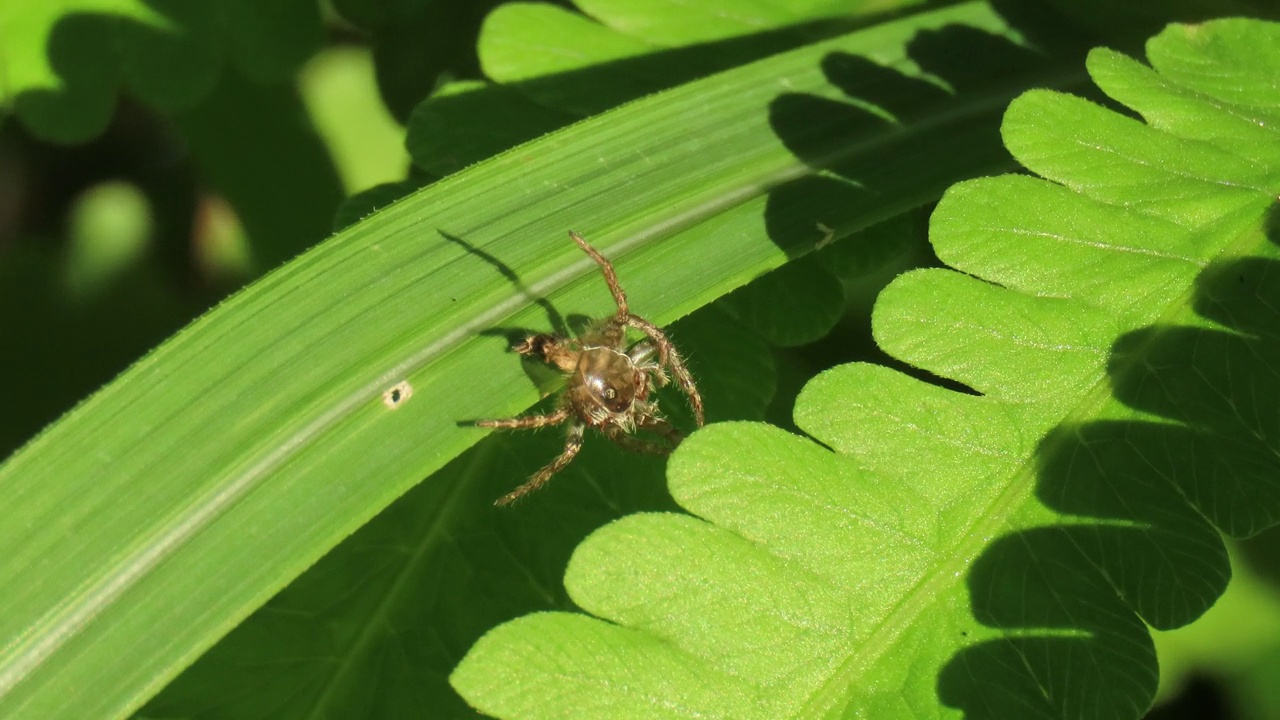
[441,230,596,402]
[440,230,572,337]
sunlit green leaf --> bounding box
[1,4,1052,718]
[452,17,1280,720]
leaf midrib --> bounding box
[798,211,1261,716]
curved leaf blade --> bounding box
[0,3,1046,718]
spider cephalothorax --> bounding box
[477,231,704,505]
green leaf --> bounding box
[1,0,323,143]
[816,214,923,282]
[406,0,893,174]
[1039,0,1274,48]
[142,305,773,719]
[452,17,1280,720]
[405,79,573,178]
[575,0,883,45]
[170,70,345,269]
[1,4,1055,718]
[1,2,342,270]
[326,0,503,121]
[718,256,845,347]
[332,178,430,232]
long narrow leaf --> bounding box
[0,3,1059,718]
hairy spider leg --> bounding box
[570,231,630,349]
[495,421,586,505]
[567,231,703,426]
[627,340,669,386]
[623,314,704,426]
[638,415,684,445]
[603,423,678,455]
[627,339,655,363]
[513,334,578,373]
[475,405,572,431]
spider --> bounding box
[477,231,705,505]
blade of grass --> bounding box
[0,3,1083,718]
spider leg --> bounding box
[514,334,578,373]
[578,317,626,350]
[570,231,628,317]
[628,339,656,364]
[603,423,676,455]
[475,405,572,430]
[628,340,669,386]
[624,314,705,427]
[649,365,671,387]
[570,231,632,349]
[512,334,552,357]
[637,416,684,447]
[496,421,585,505]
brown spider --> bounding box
[477,231,705,505]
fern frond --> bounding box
[453,17,1280,719]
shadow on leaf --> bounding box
[940,214,1280,717]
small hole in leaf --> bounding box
[382,381,413,409]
